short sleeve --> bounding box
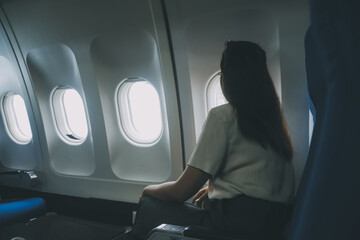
[187,107,229,177]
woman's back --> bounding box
[188,104,295,203]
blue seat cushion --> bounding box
[0,197,46,226]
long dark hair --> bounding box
[220,41,293,159]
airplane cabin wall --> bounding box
[0,0,183,203]
[0,0,310,203]
[0,16,42,171]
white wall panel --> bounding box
[27,44,95,176]
[90,31,172,182]
[0,21,42,171]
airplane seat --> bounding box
[0,170,127,239]
[0,197,46,227]
[285,0,360,239]
[0,213,129,240]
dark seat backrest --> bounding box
[287,0,360,239]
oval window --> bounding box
[2,93,33,144]
[117,79,163,146]
[52,88,88,144]
[206,72,227,112]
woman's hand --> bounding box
[192,186,209,207]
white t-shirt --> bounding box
[188,104,295,203]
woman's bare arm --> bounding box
[141,165,210,202]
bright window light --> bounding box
[63,89,88,139]
[206,72,227,112]
[117,80,163,145]
[2,94,33,144]
[52,88,88,144]
[309,109,314,144]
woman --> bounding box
[132,41,295,240]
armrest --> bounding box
[147,224,187,239]
[184,226,261,240]
[0,169,40,187]
[147,224,260,240]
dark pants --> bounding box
[132,195,290,240]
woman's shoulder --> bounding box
[209,104,235,121]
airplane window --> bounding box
[206,71,227,112]
[2,93,33,144]
[117,79,162,146]
[52,88,88,144]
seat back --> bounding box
[287,0,360,239]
